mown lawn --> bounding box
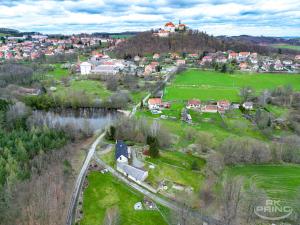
[224,164,300,202]
[146,151,205,191]
[164,70,300,101]
[80,172,168,225]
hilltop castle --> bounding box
[154,21,188,37]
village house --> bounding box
[115,140,148,183]
[148,98,162,110]
[228,52,238,60]
[238,52,251,61]
[217,100,231,111]
[80,62,92,75]
[201,56,213,64]
[274,60,284,71]
[215,56,227,64]
[144,61,159,75]
[202,105,218,113]
[243,102,253,110]
[186,100,201,109]
[116,140,130,163]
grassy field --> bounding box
[146,151,205,191]
[271,44,300,51]
[80,172,168,225]
[55,79,111,100]
[225,164,300,202]
[164,70,300,101]
[48,63,69,79]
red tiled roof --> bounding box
[148,98,162,105]
[239,52,250,56]
[165,22,175,27]
[188,100,201,105]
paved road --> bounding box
[93,154,221,225]
[66,66,189,225]
[66,132,106,225]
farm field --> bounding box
[225,164,300,202]
[271,44,300,51]
[80,172,168,225]
[164,70,300,101]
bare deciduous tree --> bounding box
[220,177,243,225]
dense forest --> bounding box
[113,30,274,58]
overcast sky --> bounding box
[0,0,299,36]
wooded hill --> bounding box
[113,30,275,58]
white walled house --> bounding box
[80,62,92,75]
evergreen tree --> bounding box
[147,136,159,158]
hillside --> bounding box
[218,35,300,54]
[113,30,274,57]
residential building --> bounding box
[217,100,230,110]
[186,100,201,109]
[243,102,253,110]
[80,62,92,75]
[148,98,162,110]
[202,105,218,113]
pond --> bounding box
[29,108,120,132]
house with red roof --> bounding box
[148,98,162,110]
[228,52,238,60]
[201,56,213,64]
[217,100,231,111]
[202,105,218,113]
[238,52,251,61]
[187,100,201,109]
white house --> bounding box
[243,102,253,110]
[80,62,92,75]
[117,163,148,183]
[115,140,130,164]
[148,98,162,110]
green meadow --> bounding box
[225,164,300,202]
[80,172,168,225]
[164,70,300,101]
[271,44,300,51]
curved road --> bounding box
[93,154,221,225]
[66,132,106,225]
[66,66,184,225]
